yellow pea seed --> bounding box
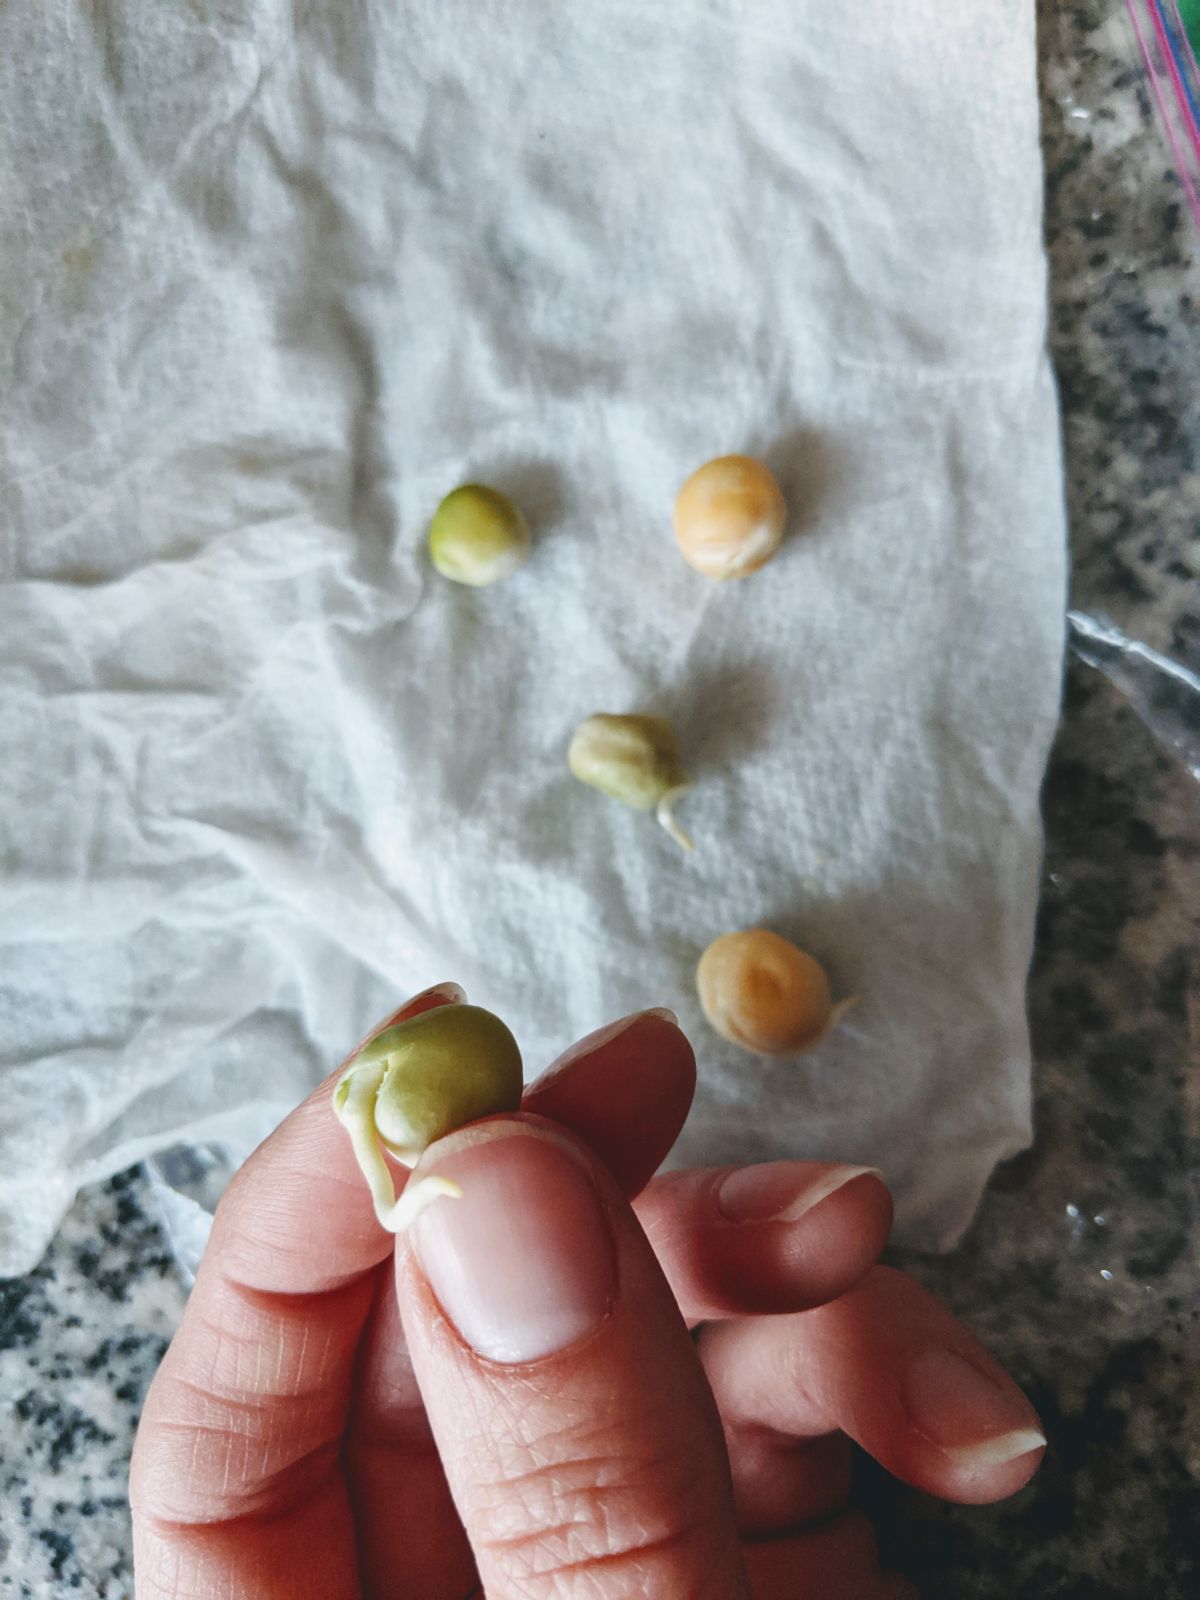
[696,929,849,1056]
[673,455,786,579]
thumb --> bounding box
[394,1116,751,1600]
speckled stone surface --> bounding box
[2,3,1197,1595]
[0,1174,183,1595]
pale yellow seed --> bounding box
[674,455,786,579]
[568,713,694,850]
[697,929,845,1056]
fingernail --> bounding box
[411,1126,615,1364]
[373,983,466,1032]
[341,984,466,1072]
[400,981,467,1014]
[716,1163,884,1224]
[530,1008,679,1087]
[902,1347,1046,1469]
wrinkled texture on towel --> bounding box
[0,0,1065,1274]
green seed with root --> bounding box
[428,484,531,586]
[333,1004,523,1231]
[568,712,694,850]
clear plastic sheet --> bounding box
[1068,611,1200,783]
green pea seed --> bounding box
[334,1004,523,1231]
[427,484,531,586]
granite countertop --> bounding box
[2,4,1197,1595]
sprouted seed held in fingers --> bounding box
[333,1004,523,1231]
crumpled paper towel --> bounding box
[0,0,1066,1276]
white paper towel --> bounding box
[0,0,1066,1276]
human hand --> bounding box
[130,986,1044,1597]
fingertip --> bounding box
[793,1169,894,1300]
[527,1009,694,1096]
[398,981,468,1017]
[523,1010,696,1195]
[897,1340,1046,1503]
[934,1430,1047,1505]
[698,1264,1047,1520]
[704,1164,893,1316]
[369,981,467,1042]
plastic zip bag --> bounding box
[1125,1,1200,230]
